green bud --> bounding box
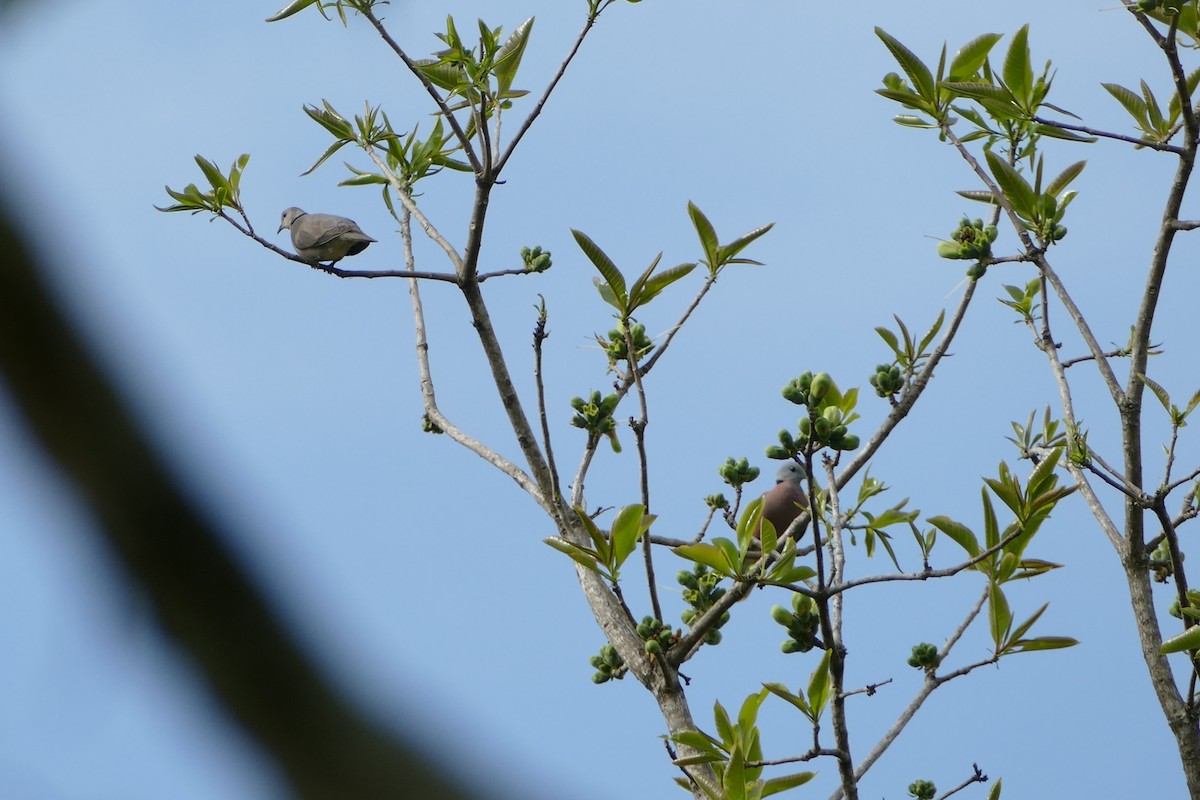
[838,434,861,451]
[809,372,832,402]
[937,241,961,259]
[771,605,793,626]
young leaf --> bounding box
[1045,160,1087,197]
[948,32,1002,80]
[1002,24,1033,106]
[989,582,1013,649]
[928,515,981,557]
[1005,636,1079,654]
[807,649,834,720]
[266,0,319,22]
[688,201,720,268]
[674,543,736,577]
[610,504,650,568]
[494,17,534,96]
[984,149,1036,219]
[761,771,816,797]
[1160,625,1200,655]
[763,682,813,719]
[573,229,627,310]
[1139,373,1173,414]
[1102,82,1149,128]
[875,28,936,104]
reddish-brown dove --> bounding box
[760,462,808,540]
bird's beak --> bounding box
[277,223,285,234]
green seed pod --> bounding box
[966,262,987,280]
[771,605,793,626]
[814,416,832,439]
[781,639,804,654]
[704,629,722,645]
[839,434,861,451]
[798,417,812,436]
[937,241,962,259]
[809,372,832,401]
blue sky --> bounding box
[1,1,1198,798]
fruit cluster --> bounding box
[599,322,654,365]
[771,594,822,654]
[569,390,621,451]
[869,363,904,398]
[773,371,860,454]
[520,245,552,272]
[589,643,626,684]
[906,642,941,671]
[636,615,679,655]
[678,565,730,646]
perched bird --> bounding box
[277,207,376,265]
[760,462,809,540]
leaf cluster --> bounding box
[156,154,249,216]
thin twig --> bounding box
[360,7,481,172]
[1032,115,1182,153]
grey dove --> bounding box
[760,462,808,540]
[277,207,376,265]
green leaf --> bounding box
[956,189,1000,204]
[724,744,747,800]
[766,562,817,585]
[761,772,816,797]
[762,682,812,718]
[688,201,720,267]
[417,59,469,93]
[638,262,697,306]
[948,33,1002,80]
[543,536,603,576]
[738,498,766,554]
[1160,625,1200,654]
[1004,602,1048,648]
[674,543,736,576]
[806,649,834,720]
[610,504,650,568]
[265,0,319,22]
[669,730,723,755]
[1002,24,1033,106]
[737,688,768,733]
[300,139,350,177]
[1139,373,1173,414]
[1102,82,1149,128]
[989,582,1012,649]
[1142,79,1165,133]
[718,223,775,265]
[494,17,534,96]
[928,515,980,557]
[1006,635,1079,654]
[573,506,610,562]
[573,229,626,310]
[1045,160,1087,197]
[875,326,900,356]
[875,27,935,104]
[985,150,1036,219]
[986,778,1003,800]
[714,701,735,747]
[941,80,1017,106]
[918,309,945,353]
